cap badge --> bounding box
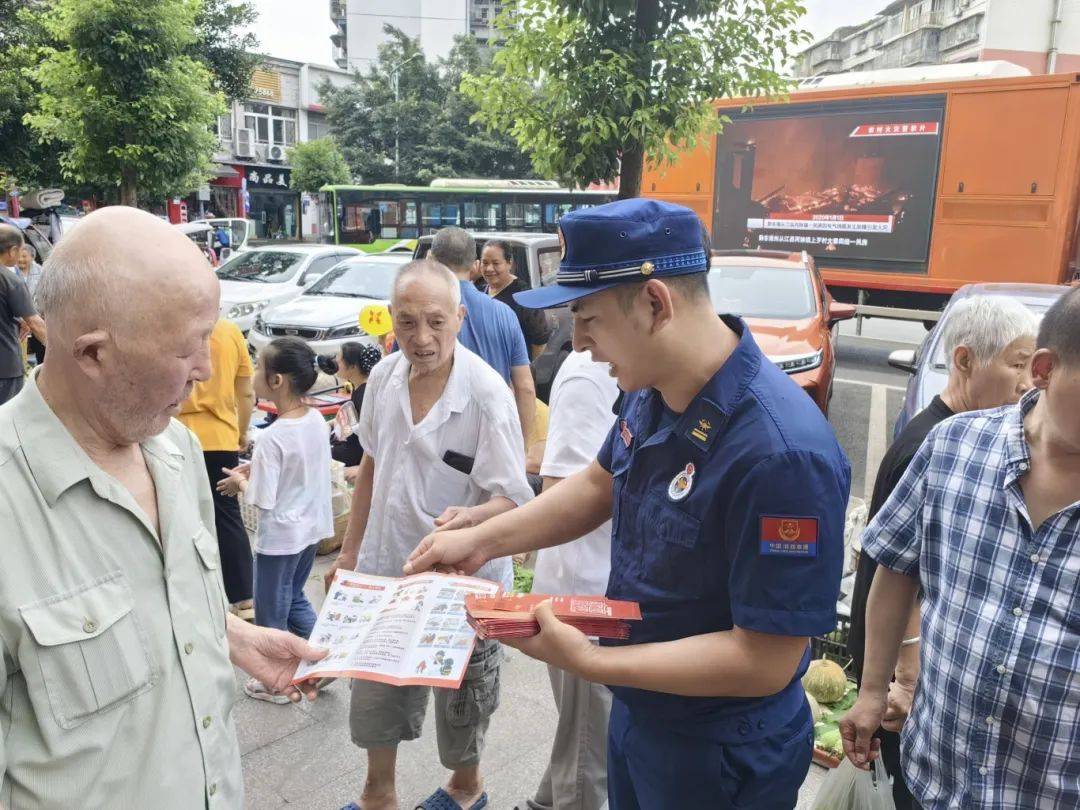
[668,463,695,502]
[557,226,567,260]
[640,261,655,276]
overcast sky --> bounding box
[245,0,871,66]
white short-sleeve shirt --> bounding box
[355,342,533,590]
[532,350,620,597]
[246,408,334,555]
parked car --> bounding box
[248,253,410,358]
[707,250,856,415]
[216,244,360,333]
[889,282,1070,436]
[415,232,565,394]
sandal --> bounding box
[415,787,489,810]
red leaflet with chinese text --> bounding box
[465,594,641,640]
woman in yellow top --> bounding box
[179,319,257,611]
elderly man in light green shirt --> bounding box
[0,207,327,809]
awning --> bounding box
[213,164,241,179]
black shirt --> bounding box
[0,268,35,379]
[331,383,367,467]
[491,277,552,348]
[849,395,955,683]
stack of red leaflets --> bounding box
[465,593,642,640]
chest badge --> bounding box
[619,419,633,448]
[668,463,695,501]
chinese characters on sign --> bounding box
[246,169,291,189]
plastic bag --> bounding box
[810,756,896,810]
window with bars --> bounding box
[243,103,297,146]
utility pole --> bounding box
[390,53,422,182]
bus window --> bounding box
[523,203,542,231]
[463,201,484,230]
[422,202,462,233]
[505,203,525,230]
[464,201,501,231]
[401,201,418,238]
[421,202,441,232]
[543,203,573,230]
[376,201,401,239]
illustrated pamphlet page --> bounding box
[293,570,502,689]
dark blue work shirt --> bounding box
[457,280,530,385]
[596,316,851,734]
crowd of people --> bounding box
[0,199,1077,810]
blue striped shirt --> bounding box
[864,390,1079,809]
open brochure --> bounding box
[293,570,501,689]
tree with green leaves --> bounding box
[192,0,260,101]
[323,26,534,185]
[463,0,808,198]
[0,0,64,188]
[288,138,352,193]
[27,0,226,206]
[1,0,256,195]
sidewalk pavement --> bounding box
[235,555,828,809]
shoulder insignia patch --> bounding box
[759,516,818,557]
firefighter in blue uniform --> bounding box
[405,198,851,809]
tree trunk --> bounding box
[618,142,644,199]
[617,0,659,200]
[120,167,138,207]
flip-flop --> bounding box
[339,804,361,810]
[415,787,489,810]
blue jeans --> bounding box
[253,544,319,639]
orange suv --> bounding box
[707,250,855,415]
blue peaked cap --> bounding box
[514,198,709,309]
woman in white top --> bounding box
[219,336,333,703]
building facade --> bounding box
[796,0,1080,78]
[171,56,353,240]
[331,0,505,71]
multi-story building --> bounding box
[172,56,353,240]
[796,0,1080,78]
[331,0,505,72]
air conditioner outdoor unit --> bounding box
[268,144,286,161]
[234,128,254,158]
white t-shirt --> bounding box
[354,342,534,591]
[533,350,620,597]
[246,408,334,555]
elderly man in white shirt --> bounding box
[520,349,619,810]
[327,259,532,810]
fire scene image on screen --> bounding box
[711,96,945,267]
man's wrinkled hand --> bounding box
[882,678,915,733]
[227,615,328,702]
[840,691,886,770]
[502,601,597,676]
[404,527,488,576]
[433,506,476,533]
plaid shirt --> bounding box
[864,390,1079,809]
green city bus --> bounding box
[318,179,616,249]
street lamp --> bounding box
[389,53,422,182]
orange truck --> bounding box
[644,68,1080,318]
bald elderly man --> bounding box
[0,207,327,809]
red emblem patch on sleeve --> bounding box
[759,516,818,557]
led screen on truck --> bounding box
[712,96,946,271]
